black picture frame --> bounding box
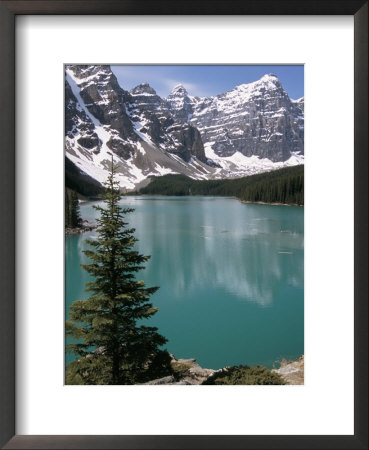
[0,1,367,449]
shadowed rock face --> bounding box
[65,65,304,189]
[165,123,207,163]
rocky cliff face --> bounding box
[65,80,101,154]
[170,74,304,162]
[165,122,207,163]
[65,65,304,190]
[66,65,139,162]
[127,82,206,163]
[166,84,194,121]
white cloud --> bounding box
[111,66,211,98]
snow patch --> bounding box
[204,142,304,178]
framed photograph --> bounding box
[0,1,367,449]
[64,62,305,389]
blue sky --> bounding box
[111,65,304,100]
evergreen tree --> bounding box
[66,160,171,384]
[70,191,82,228]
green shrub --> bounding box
[203,365,285,385]
[66,350,174,385]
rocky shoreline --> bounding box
[145,354,304,385]
[272,355,304,385]
[240,200,303,207]
[67,349,304,385]
[144,355,221,385]
[65,220,97,236]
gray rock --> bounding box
[185,74,304,162]
[65,66,304,188]
[65,65,138,158]
[145,376,176,385]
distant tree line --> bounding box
[65,189,82,228]
[139,165,304,205]
[240,170,303,204]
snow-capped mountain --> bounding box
[170,74,304,162]
[65,65,304,190]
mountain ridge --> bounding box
[65,65,304,190]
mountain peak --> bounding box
[260,73,279,81]
[130,83,157,96]
[66,65,114,82]
[231,73,282,96]
[258,73,281,88]
[66,65,304,190]
[169,84,188,96]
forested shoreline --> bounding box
[137,165,304,205]
[66,163,304,206]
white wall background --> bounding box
[16,15,354,435]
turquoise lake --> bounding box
[65,196,304,370]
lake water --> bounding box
[65,196,304,370]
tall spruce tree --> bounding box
[66,160,171,384]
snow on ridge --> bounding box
[166,73,285,105]
[153,163,178,176]
[66,71,115,166]
[204,142,304,178]
[130,92,157,97]
[66,67,113,91]
[169,84,188,95]
[126,108,155,146]
[130,83,157,96]
[292,96,304,103]
[218,73,281,99]
[187,75,289,119]
[259,73,279,81]
[66,70,149,189]
[66,67,303,190]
